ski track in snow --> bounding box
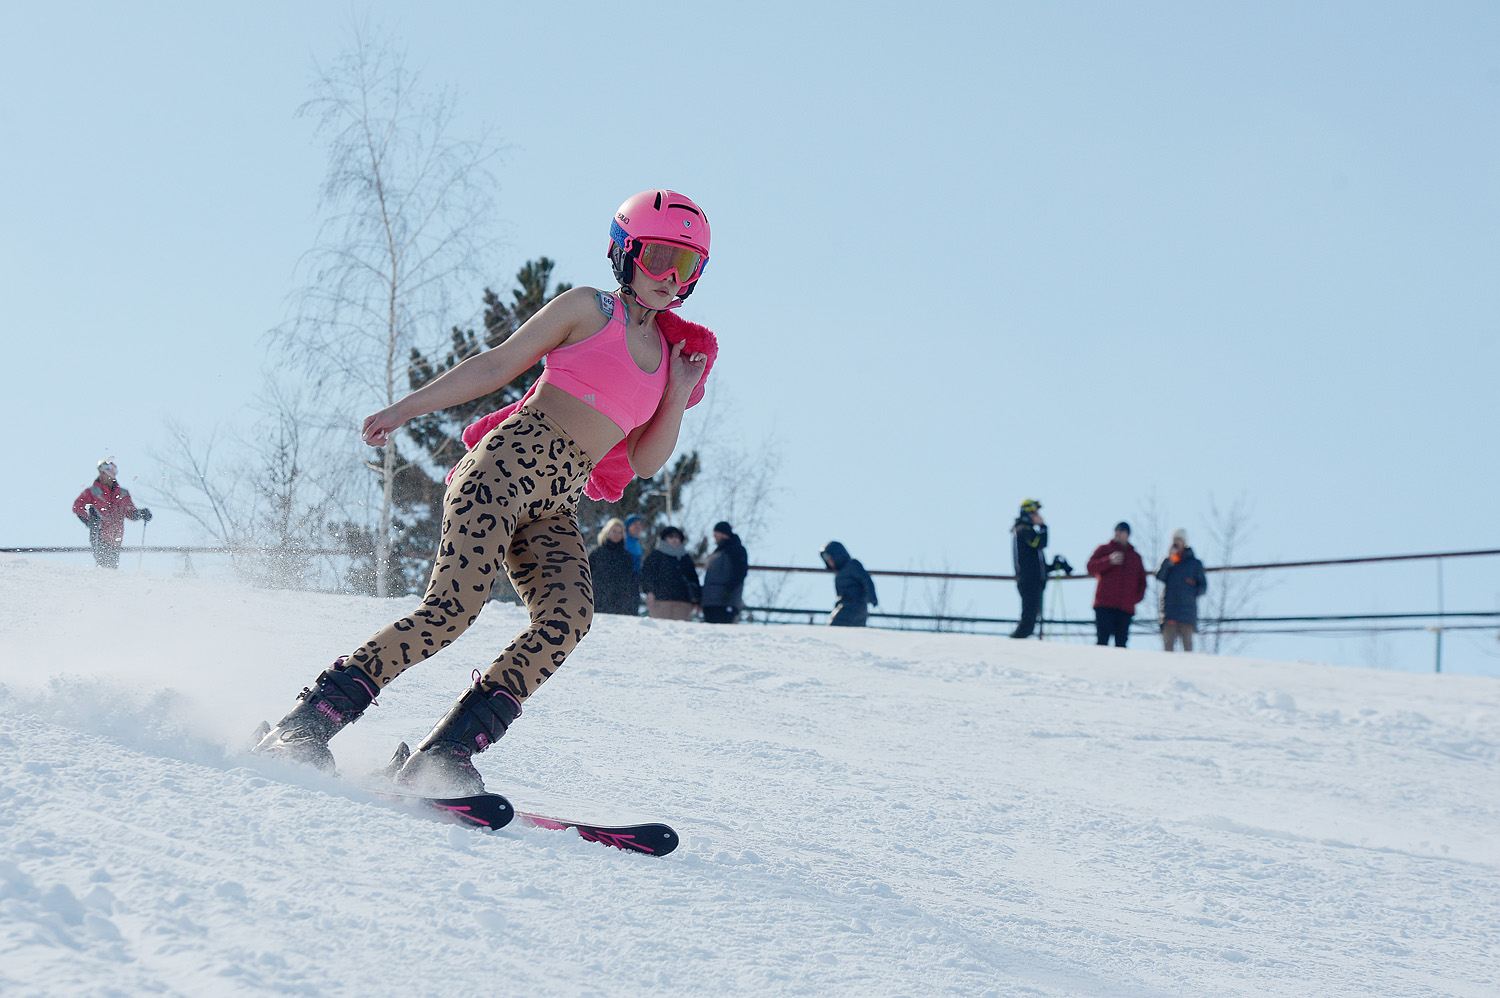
[1,554,1497,997]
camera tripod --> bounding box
[1040,556,1076,641]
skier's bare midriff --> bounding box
[525,382,635,466]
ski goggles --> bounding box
[633,240,706,285]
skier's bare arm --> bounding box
[624,339,708,478]
[361,288,605,447]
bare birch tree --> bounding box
[672,385,784,554]
[1201,491,1270,654]
[924,561,958,632]
[153,422,242,557]
[151,380,350,589]
[1135,487,1170,631]
[274,26,499,596]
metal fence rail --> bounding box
[743,547,1500,582]
[7,543,1498,657]
[745,606,1500,633]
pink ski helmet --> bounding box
[608,190,711,302]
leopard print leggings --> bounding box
[343,406,596,701]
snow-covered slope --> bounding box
[2,554,1497,997]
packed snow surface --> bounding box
[1,555,1497,997]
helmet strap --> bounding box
[618,286,661,326]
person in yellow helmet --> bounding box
[1010,499,1048,638]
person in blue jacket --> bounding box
[1157,529,1208,651]
[820,541,878,627]
[623,513,646,573]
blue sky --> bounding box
[2,2,1497,673]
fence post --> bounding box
[1435,557,1445,674]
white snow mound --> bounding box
[1,554,1497,997]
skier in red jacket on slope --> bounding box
[1086,521,1147,648]
[72,459,151,569]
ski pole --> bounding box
[138,520,148,571]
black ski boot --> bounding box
[253,657,379,773]
[395,677,521,796]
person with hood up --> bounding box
[640,525,701,620]
[72,459,151,569]
[1010,499,1048,638]
[1157,528,1208,651]
[820,541,878,627]
[589,517,640,616]
[700,521,748,624]
[1086,521,1148,647]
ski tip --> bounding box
[632,824,679,857]
[424,794,515,830]
[520,815,680,856]
[588,822,677,857]
[365,788,516,831]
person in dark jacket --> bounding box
[1010,499,1048,638]
[700,521,748,624]
[1157,529,1208,651]
[588,518,639,616]
[820,541,878,627]
[72,459,152,569]
[1085,521,1148,647]
[641,526,701,621]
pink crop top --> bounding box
[537,293,669,433]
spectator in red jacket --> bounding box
[1086,521,1147,647]
[72,459,151,569]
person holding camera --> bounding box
[1157,528,1208,651]
[1086,521,1147,647]
[820,540,878,627]
[1009,499,1048,639]
[71,459,151,569]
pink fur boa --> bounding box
[451,307,719,502]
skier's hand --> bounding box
[665,340,708,401]
[139,508,153,522]
[362,404,408,447]
[85,504,100,522]
[1109,551,1124,565]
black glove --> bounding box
[139,508,153,522]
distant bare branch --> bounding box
[1202,492,1271,654]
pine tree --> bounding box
[386,259,572,592]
